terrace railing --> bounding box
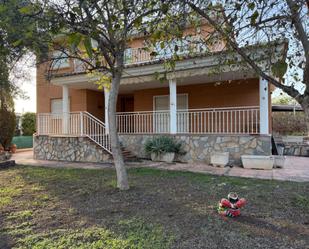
[116,106,260,134]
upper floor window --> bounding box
[52,51,70,69]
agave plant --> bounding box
[144,136,184,155]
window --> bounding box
[52,51,70,69]
[153,94,188,111]
[51,99,63,114]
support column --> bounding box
[259,77,269,134]
[62,85,69,134]
[169,79,177,134]
[104,87,110,134]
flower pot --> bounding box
[10,144,17,154]
[274,156,286,168]
[241,155,274,170]
[151,152,175,163]
[210,152,229,167]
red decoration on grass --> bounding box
[218,193,246,217]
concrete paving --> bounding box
[12,149,309,182]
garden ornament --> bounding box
[218,192,246,217]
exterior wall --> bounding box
[37,61,105,118]
[133,79,259,111]
[33,136,112,163]
[119,134,271,165]
[37,63,88,114]
[86,90,105,121]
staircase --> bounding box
[83,112,138,161]
[121,145,139,162]
[82,112,112,153]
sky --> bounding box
[13,57,36,114]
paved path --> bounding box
[12,149,309,182]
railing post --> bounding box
[259,77,269,134]
[169,78,177,134]
[104,87,110,134]
[62,85,70,134]
[80,112,83,136]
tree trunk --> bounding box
[108,69,129,190]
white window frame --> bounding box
[153,94,188,133]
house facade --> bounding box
[34,23,285,165]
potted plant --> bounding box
[145,136,184,163]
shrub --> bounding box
[21,112,36,136]
[0,107,16,149]
[272,112,307,135]
[144,136,184,155]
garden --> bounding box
[0,165,308,249]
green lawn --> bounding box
[0,166,308,249]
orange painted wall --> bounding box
[86,90,105,120]
[133,79,260,112]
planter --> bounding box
[151,152,175,163]
[274,156,286,168]
[0,151,11,161]
[241,155,274,170]
[211,152,229,167]
[10,144,17,154]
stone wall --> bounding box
[274,136,309,157]
[283,144,309,157]
[119,134,272,165]
[34,136,113,163]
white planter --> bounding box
[151,152,175,163]
[274,156,286,168]
[211,152,229,167]
[241,155,274,170]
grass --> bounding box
[0,166,308,249]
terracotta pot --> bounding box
[10,144,17,154]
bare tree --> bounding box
[184,0,309,132]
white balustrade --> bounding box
[37,111,111,153]
[37,107,260,151]
[116,106,260,134]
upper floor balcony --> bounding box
[55,38,225,74]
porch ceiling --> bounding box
[50,68,257,94]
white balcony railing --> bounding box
[37,107,260,145]
[116,106,260,134]
[73,40,224,72]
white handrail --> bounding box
[82,112,111,153]
[37,111,111,154]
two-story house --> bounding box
[34,21,287,165]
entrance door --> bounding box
[153,94,188,133]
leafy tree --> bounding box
[183,0,309,133]
[21,112,36,136]
[0,55,16,149]
[34,0,173,190]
